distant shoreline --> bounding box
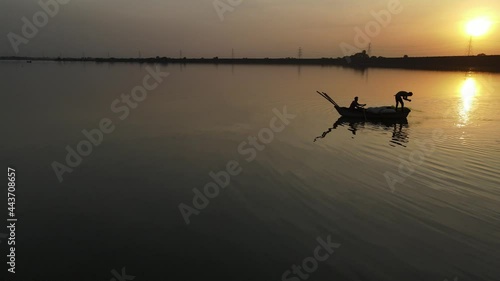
[2,55,500,73]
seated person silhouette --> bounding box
[349,96,366,110]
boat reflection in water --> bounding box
[314,117,410,147]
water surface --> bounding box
[1,61,500,281]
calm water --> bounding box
[2,61,500,281]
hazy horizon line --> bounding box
[1,53,499,60]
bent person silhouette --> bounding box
[395,91,413,110]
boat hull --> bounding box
[335,107,410,119]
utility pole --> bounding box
[298,47,303,59]
[367,43,372,57]
[467,36,473,56]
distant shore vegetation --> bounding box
[2,51,500,72]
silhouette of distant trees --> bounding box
[2,53,500,72]
[349,50,370,62]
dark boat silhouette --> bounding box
[316,91,411,119]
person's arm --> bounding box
[403,96,411,102]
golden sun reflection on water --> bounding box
[458,76,478,126]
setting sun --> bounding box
[466,18,491,36]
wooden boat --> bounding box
[316,91,410,119]
[335,106,410,119]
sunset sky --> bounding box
[1,0,499,58]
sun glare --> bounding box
[458,76,478,126]
[466,18,491,36]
